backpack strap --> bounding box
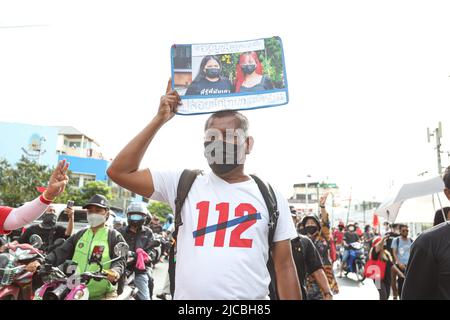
[250,175,279,247]
[169,169,203,298]
[250,174,279,300]
[173,169,203,240]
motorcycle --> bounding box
[34,241,137,300]
[0,235,44,300]
[342,242,366,282]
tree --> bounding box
[0,156,52,207]
[148,201,173,223]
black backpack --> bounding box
[168,169,280,299]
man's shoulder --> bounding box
[415,223,450,245]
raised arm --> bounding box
[107,80,181,198]
[3,160,69,232]
[319,192,331,240]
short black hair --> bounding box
[443,166,450,189]
[204,110,249,135]
[433,207,450,226]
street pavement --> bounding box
[152,260,381,300]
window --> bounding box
[173,46,192,70]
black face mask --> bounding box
[41,214,57,228]
[339,227,344,231]
[241,64,256,75]
[305,225,318,235]
[204,140,245,175]
[205,68,220,78]
[128,220,145,230]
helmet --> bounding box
[0,253,16,286]
[126,202,151,229]
[126,202,150,216]
[300,214,321,229]
[166,213,174,224]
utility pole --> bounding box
[427,122,443,175]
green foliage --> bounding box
[57,181,113,207]
[0,156,52,207]
[0,157,113,207]
[147,201,173,223]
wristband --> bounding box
[40,193,53,205]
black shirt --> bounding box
[19,224,68,251]
[402,222,450,300]
[239,75,274,93]
[344,231,360,247]
[185,77,233,96]
[291,235,324,299]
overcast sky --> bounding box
[1,0,449,202]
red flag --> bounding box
[373,214,379,227]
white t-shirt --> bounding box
[150,169,297,300]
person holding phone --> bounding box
[18,201,74,252]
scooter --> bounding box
[0,235,44,300]
[34,241,137,300]
[342,242,366,282]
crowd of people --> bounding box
[0,81,449,300]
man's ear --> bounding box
[246,136,254,155]
[444,188,450,201]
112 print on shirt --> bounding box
[193,201,261,248]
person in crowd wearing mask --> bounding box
[32,194,126,300]
[402,166,450,300]
[433,207,450,226]
[106,80,301,300]
[368,235,403,300]
[162,213,174,233]
[339,222,361,277]
[235,52,274,93]
[148,215,163,234]
[118,202,155,300]
[390,224,412,299]
[18,204,74,251]
[290,213,333,300]
[0,160,69,237]
[185,55,233,96]
[301,193,339,300]
[363,225,375,257]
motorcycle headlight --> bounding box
[73,288,87,300]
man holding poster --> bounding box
[107,80,301,300]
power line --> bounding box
[0,24,48,29]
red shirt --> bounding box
[0,206,13,235]
[356,228,363,237]
[333,230,344,245]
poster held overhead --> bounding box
[171,36,289,115]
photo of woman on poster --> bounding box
[185,55,233,96]
[235,51,274,93]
